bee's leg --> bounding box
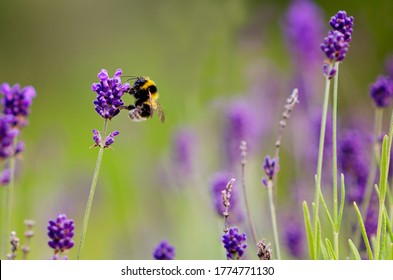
[119,105,135,110]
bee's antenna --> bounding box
[122,75,140,81]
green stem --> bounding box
[332,62,339,227]
[313,69,332,259]
[333,232,339,259]
[241,156,258,247]
[3,137,18,259]
[77,119,108,260]
[332,62,340,259]
[267,180,281,259]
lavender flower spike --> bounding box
[262,156,279,187]
[91,69,130,119]
[153,240,175,260]
[222,227,247,260]
[320,30,349,63]
[104,131,120,148]
[1,83,36,128]
[329,10,354,42]
[0,114,19,160]
[47,214,75,254]
[369,76,393,108]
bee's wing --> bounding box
[156,101,165,123]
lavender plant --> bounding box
[77,69,129,259]
[1,82,36,259]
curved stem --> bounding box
[267,180,281,259]
[77,119,108,260]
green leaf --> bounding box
[348,239,361,260]
[379,212,387,259]
[303,201,315,259]
[319,190,334,229]
[353,201,374,260]
[325,238,336,260]
[316,218,321,259]
[319,239,329,260]
[385,210,393,242]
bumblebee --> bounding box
[124,76,165,123]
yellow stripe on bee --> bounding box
[140,78,156,90]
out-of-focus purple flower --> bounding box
[91,69,130,119]
[15,140,25,155]
[262,156,279,187]
[0,114,19,160]
[338,130,368,203]
[283,219,304,258]
[329,10,354,42]
[364,193,378,240]
[1,83,36,128]
[172,128,195,176]
[153,240,175,260]
[369,76,393,108]
[224,100,260,169]
[320,30,349,63]
[0,168,10,186]
[104,131,120,148]
[222,227,247,260]
[283,0,324,66]
[47,214,75,253]
[92,129,102,147]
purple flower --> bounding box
[222,227,247,260]
[47,214,75,253]
[172,128,195,176]
[329,10,354,42]
[153,240,175,260]
[0,114,19,160]
[338,130,368,203]
[283,219,304,258]
[92,129,102,147]
[369,76,393,108]
[283,0,324,66]
[104,131,120,148]
[224,100,260,169]
[320,30,349,63]
[0,168,10,186]
[1,83,36,128]
[262,156,279,187]
[15,140,25,155]
[364,193,378,240]
[91,69,130,119]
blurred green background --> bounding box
[1,0,393,259]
